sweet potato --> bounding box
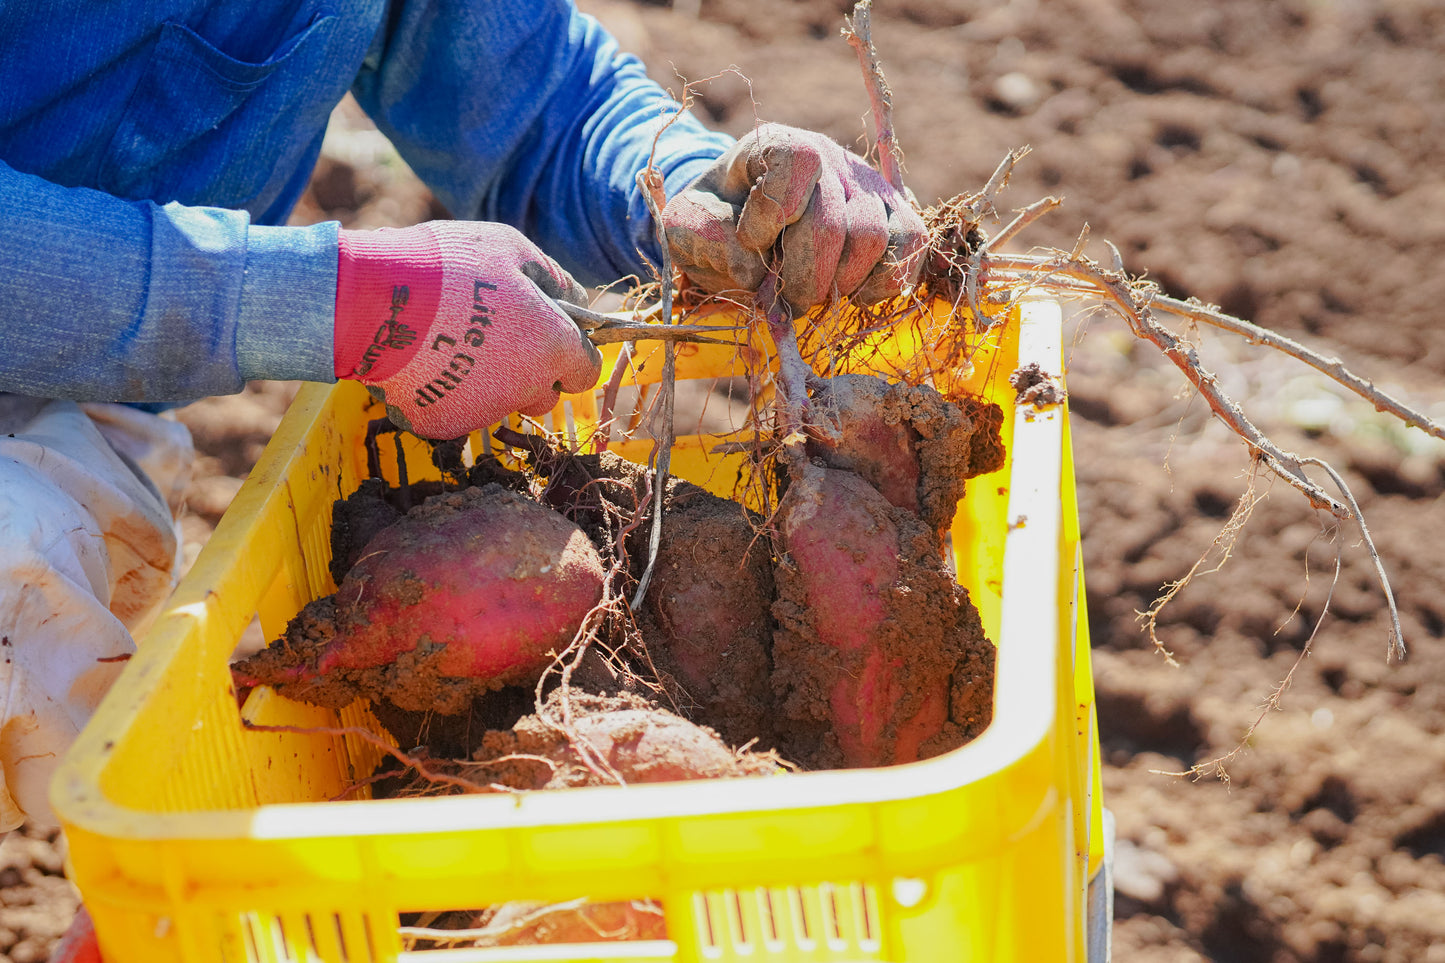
[770,460,992,769]
[461,899,666,947]
[471,691,783,790]
[395,690,783,950]
[493,437,779,748]
[637,479,776,748]
[327,452,533,585]
[233,484,605,714]
[806,374,1005,537]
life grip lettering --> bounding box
[413,353,477,407]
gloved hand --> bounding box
[662,123,927,314]
[334,221,603,441]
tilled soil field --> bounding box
[5,2,1444,961]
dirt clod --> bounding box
[1010,362,1067,408]
[807,374,1002,537]
[636,480,777,749]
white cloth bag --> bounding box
[0,397,192,830]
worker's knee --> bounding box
[0,399,191,830]
[0,552,133,830]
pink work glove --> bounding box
[334,221,602,440]
[662,123,927,314]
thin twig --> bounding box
[1154,296,1445,443]
[553,300,661,330]
[984,248,1416,661]
[968,148,1031,223]
[759,271,811,439]
[631,169,676,610]
[983,196,1063,253]
[841,0,905,192]
[965,248,986,329]
[555,300,743,344]
[1052,257,1352,517]
[984,253,1445,442]
[1301,456,1406,661]
[594,341,636,454]
[576,321,742,346]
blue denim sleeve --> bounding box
[0,159,338,403]
[0,0,730,405]
[352,0,733,287]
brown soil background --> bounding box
[5,2,1444,961]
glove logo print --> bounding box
[469,279,497,334]
[356,285,419,377]
[413,278,494,409]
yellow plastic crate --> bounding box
[53,298,1107,962]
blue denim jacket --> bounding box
[0,1,731,404]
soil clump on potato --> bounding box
[806,373,1004,537]
[634,480,777,750]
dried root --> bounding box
[975,246,1424,662]
[809,2,1437,678]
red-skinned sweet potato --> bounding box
[770,460,992,769]
[461,899,666,947]
[233,484,605,714]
